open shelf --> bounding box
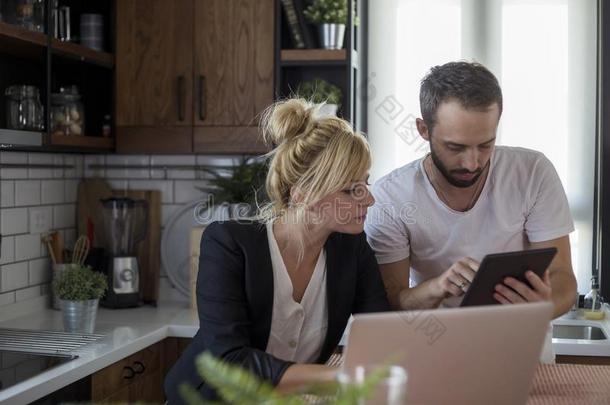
[51,39,114,68]
[49,134,114,151]
[280,49,347,65]
[0,129,44,147]
[0,21,46,60]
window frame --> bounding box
[599,0,609,299]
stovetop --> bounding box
[0,350,78,391]
[0,328,103,392]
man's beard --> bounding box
[429,142,487,188]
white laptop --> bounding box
[342,302,553,405]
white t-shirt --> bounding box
[265,221,328,363]
[364,146,574,362]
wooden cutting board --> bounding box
[77,180,161,305]
[77,179,113,248]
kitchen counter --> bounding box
[552,304,610,357]
[1,301,609,404]
[0,301,199,405]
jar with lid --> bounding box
[15,0,45,32]
[51,86,85,136]
[5,85,44,131]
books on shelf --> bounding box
[281,0,315,49]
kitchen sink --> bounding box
[553,325,608,340]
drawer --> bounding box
[91,342,161,400]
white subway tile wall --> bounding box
[0,151,242,311]
[90,154,235,303]
[0,152,83,310]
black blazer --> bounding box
[164,220,390,404]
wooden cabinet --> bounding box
[0,2,115,152]
[34,338,193,404]
[115,0,194,153]
[92,342,164,402]
[116,0,273,154]
[89,338,192,403]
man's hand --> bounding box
[432,257,480,299]
[493,270,552,304]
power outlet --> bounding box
[29,207,52,234]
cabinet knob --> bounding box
[122,366,135,379]
[132,360,146,374]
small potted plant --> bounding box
[303,0,349,49]
[295,78,343,116]
[52,265,107,334]
[196,157,269,219]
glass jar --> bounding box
[5,85,44,131]
[15,0,44,32]
[51,86,85,136]
[15,0,34,29]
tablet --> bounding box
[460,247,557,307]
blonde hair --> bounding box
[256,98,371,258]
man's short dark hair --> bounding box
[420,61,503,132]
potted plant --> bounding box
[196,157,269,219]
[52,265,107,334]
[179,352,400,405]
[295,78,343,116]
[304,0,350,49]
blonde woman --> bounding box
[164,99,390,403]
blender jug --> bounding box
[100,197,148,307]
[101,197,148,257]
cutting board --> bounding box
[77,180,161,305]
[77,179,113,248]
[112,189,162,306]
[190,226,206,311]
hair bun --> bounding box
[262,98,317,146]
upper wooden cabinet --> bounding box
[116,0,193,128]
[116,0,273,154]
[116,0,194,153]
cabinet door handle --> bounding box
[198,75,206,121]
[132,361,146,374]
[122,366,135,379]
[177,75,186,122]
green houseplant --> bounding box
[304,0,355,49]
[52,265,107,334]
[180,352,393,405]
[303,0,349,25]
[196,157,269,219]
[295,78,343,116]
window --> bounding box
[368,0,597,292]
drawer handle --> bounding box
[122,366,135,379]
[133,361,146,374]
[177,75,186,122]
[198,75,206,121]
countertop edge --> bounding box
[0,305,199,405]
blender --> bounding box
[100,197,148,308]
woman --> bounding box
[164,98,390,403]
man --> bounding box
[364,61,576,362]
